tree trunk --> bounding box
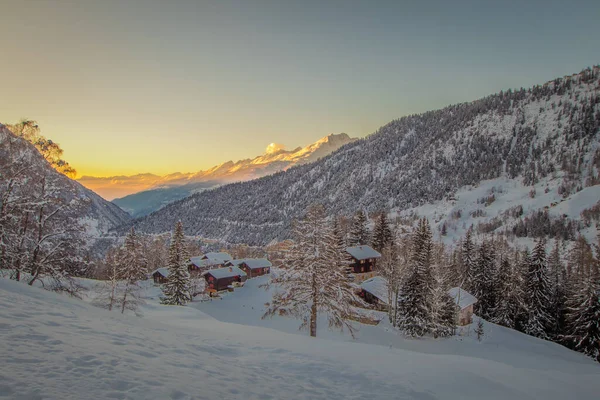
[310,271,317,337]
[121,282,129,314]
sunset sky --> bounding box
[1,0,599,177]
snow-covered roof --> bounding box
[227,259,246,266]
[345,245,381,261]
[202,266,247,279]
[190,254,231,268]
[152,268,169,278]
[202,252,232,262]
[241,259,272,269]
[360,276,389,305]
[448,287,477,309]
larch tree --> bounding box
[93,248,121,312]
[379,241,402,327]
[161,221,192,306]
[371,212,393,252]
[117,228,147,314]
[348,210,370,246]
[263,204,365,338]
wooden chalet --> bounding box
[448,287,478,326]
[188,252,233,275]
[359,276,389,311]
[202,266,247,292]
[237,258,272,278]
[345,245,381,282]
[151,268,169,284]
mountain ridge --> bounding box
[95,132,355,217]
[78,132,355,202]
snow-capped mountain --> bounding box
[93,133,355,217]
[131,67,600,245]
[0,124,131,236]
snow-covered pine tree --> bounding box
[524,239,554,339]
[398,218,435,337]
[263,204,366,338]
[547,240,566,338]
[471,240,497,320]
[515,249,532,332]
[492,255,524,329]
[161,221,192,306]
[461,227,476,292]
[430,274,458,338]
[563,272,600,362]
[371,212,393,252]
[331,216,348,260]
[348,210,370,246]
[475,319,485,342]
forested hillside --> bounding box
[132,67,600,245]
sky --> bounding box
[1,0,599,177]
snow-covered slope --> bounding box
[0,124,130,236]
[132,67,600,245]
[1,278,599,400]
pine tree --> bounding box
[524,239,553,339]
[475,319,485,342]
[492,255,524,329]
[331,216,347,257]
[461,227,476,291]
[263,204,366,338]
[547,240,566,337]
[515,249,532,332]
[371,212,393,252]
[471,240,497,320]
[398,218,435,337]
[162,221,192,306]
[563,273,600,362]
[348,210,370,246]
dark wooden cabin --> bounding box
[345,245,381,274]
[203,266,247,291]
[188,252,233,275]
[151,268,169,284]
[238,259,272,278]
[359,276,389,311]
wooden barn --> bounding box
[188,252,233,274]
[448,287,478,326]
[345,245,381,282]
[202,266,247,292]
[359,276,389,311]
[238,258,272,278]
[151,268,169,284]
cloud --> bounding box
[265,142,286,154]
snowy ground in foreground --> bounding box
[1,278,599,400]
